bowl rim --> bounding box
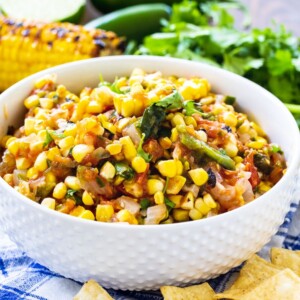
[1,55,299,231]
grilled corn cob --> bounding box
[0,16,125,91]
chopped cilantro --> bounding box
[43,130,54,148]
[96,177,105,187]
[140,198,151,210]
[137,133,152,163]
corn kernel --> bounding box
[258,181,271,193]
[45,172,57,184]
[124,182,143,198]
[114,175,125,186]
[175,159,183,175]
[189,208,203,220]
[159,137,172,150]
[170,128,178,142]
[86,100,103,113]
[154,191,164,205]
[106,143,122,155]
[234,156,243,163]
[7,139,19,155]
[34,152,48,172]
[79,210,95,220]
[29,141,44,153]
[58,136,74,150]
[119,136,137,161]
[96,204,114,222]
[53,182,67,199]
[212,104,226,115]
[251,122,266,137]
[247,141,265,149]
[171,113,186,127]
[223,111,237,127]
[39,98,53,110]
[64,124,77,137]
[72,144,94,163]
[65,176,81,191]
[100,161,116,180]
[188,168,208,186]
[132,156,147,173]
[172,209,189,222]
[184,116,197,128]
[196,130,207,142]
[195,198,211,215]
[82,191,94,206]
[16,157,31,170]
[3,174,13,185]
[225,142,238,157]
[203,193,217,209]
[168,195,182,208]
[147,179,164,195]
[26,167,39,179]
[157,159,177,178]
[116,118,132,133]
[24,95,40,109]
[41,197,56,210]
[181,192,194,210]
[116,209,138,224]
[238,121,250,134]
[102,121,117,134]
[1,135,12,148]
[166,176,186,194]
[47,147,60,161]
[70,206,85,217]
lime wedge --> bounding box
[0,0,86,23]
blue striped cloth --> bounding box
[1,192,299,299]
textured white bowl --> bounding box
[0,56,299,291]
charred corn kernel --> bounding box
[100,161,116,180]
[45,172,56,184]
[157,159,177,178]
[189,208,203,220]
[170,128,179,142]
[27,167,39,179]
[159,137,172,150]
[34,152,48,172]
[65,176,81,191]
[171,113,185,127]
[251,122,266,137]
[168,195,182,208]
[172,208,189,222]
[72,144,94,163]
[106,143,122,155]
[3,174,13,185]
[96,204,114,222]
[258,181,271,193]
[196,130,207,142]
[39,98,53,109]
[124,182,143,198]
[175,160,183,175]
[184,116,197,128]
[154,191,164,205]
[247,141,265,149]
[63,125,77,137]
[225,142,238,157]
[53,182,67,199]
[1,135,12,148]
[195,198,211,215]
[7,140,22,156]
[188,168,208,186]
[234,156,243,164]
[147,179,164,195]
[41,197,56,210]
[166,176,186,194]
[119,136,137,161]
[132,156,147,173]
[223,111,237,127]
[24,95,40,109]
[82,191,94,206]
[116,209,138,224]
[181,192,194,210]
[47,147,60,161]
[203,194,217,209]
[79,210,95,220]
[15,157,31,170]
[58,136,74,150]
[114,175,125,186]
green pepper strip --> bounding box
[178,128,235,171]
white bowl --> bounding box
[0,56,299,290]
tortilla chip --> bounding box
[73,279,114,300]
[216,269,300,300]
[229,254,282,291]
[271,247,300,276]
[160,282,215,300]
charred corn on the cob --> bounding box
[0,16,124,91]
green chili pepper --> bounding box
[178,126,235,170]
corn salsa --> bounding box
[0,69,286,224]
